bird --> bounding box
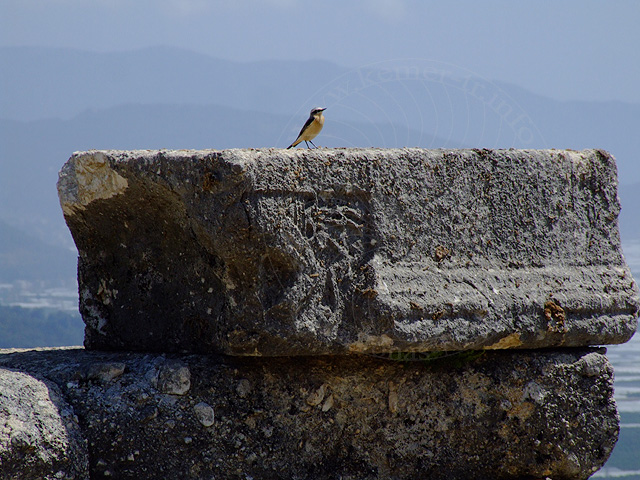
[287,107,326,149]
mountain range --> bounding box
[1,45,639,289]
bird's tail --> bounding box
[286,144,293,149]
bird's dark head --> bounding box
[310,107,327,116]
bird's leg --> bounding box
[309,140,318,148]
[305,141,311,149]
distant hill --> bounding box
[0,219,77,284]
[619,183,640,240]
[492,81,640,185]
[0,305,83,348]
[0,45,347,122]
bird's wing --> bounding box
[287,114,316,148]
[296,115,315,139]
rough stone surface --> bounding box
[0,347,620,480]
[0,366,89,479]
[156,359,191,395]
[57,148,638,355]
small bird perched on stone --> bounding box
[287,107,326,149]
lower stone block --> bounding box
[0,347,619,479]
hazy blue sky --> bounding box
[1,0,639,103]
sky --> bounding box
[1,0,639,104]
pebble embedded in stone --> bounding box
[86,362,126,383]
[194,402,215,427]
[236,379,251,398]
[157,360,191,395]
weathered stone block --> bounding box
[0,365,89,479]
[57,149,639,354]
[0,347,620,480]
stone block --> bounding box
[0,366,89,479]
[0,347,620,480]
[57,149,639,354]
